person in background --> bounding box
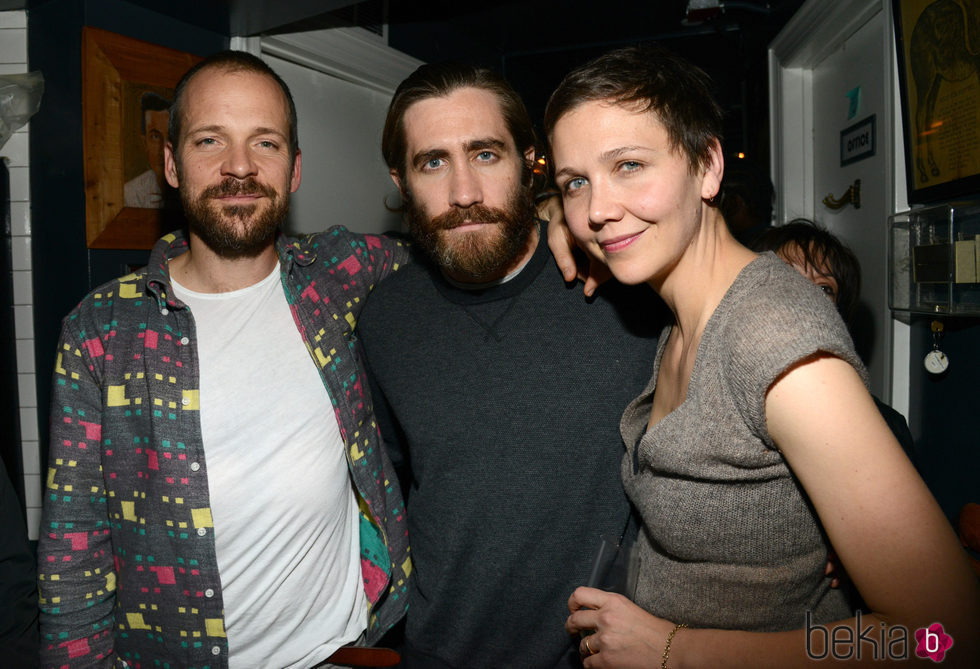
[750,218,916,462]
[124,91,173,209]
[358,61,661,669]
[38,51,409,668]
[545,43,979,667]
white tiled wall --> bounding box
[1,10,40,540]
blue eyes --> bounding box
[421,152,497,171]
[193,138,280,149]
[561,160,644,194]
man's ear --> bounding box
[290,149,302,193]
[524,146,537,186]
[164,142,180,189]
[389,169,405,195]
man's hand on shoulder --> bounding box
[540,194,611,297]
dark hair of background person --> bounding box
[139,91,172,134]
[167,50,299,158]
[381,61,538,178]
[543,43,723,175]
[718,157,774,244]
[750,218,861,325]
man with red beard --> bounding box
[38,51,410,669]
[357,62,662,669]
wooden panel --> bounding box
[82,27,200,249]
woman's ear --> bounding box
[701,139,724,201]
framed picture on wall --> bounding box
[892,0,980,204]
[82,27,200,249]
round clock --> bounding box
[924,349,949,375]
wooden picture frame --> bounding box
[82,27,201,249]
[892,0,980,204]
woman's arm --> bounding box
[566,354,979,668]
[762,355,979,663]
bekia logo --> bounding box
[806,611,955,662]
[915,623,954,663]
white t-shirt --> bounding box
[172,266,367,668]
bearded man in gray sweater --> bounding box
[358,62,662,669]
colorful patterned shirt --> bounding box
[38,228,412,669]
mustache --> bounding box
[200,177,277,200]
[429,204,507,231]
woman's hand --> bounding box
[566,586,677,668]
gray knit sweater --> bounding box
[359,226,662,668]
[621,252,867,632]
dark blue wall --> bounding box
[908,316,980,527]
[28,0,227,469]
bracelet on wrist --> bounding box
[660,622,688,669]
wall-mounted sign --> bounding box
[845,86,861,120]
[893,0,980,203]
[840,114,876,166]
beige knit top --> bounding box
[621,252,867,631]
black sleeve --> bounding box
[362,347,414,502]
[0,457,40,667]
[873,396,917,467]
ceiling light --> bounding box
[684,0,723,25]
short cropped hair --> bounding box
[139,91,171,134]
[543,44,723,174]
[168,50,298,157]
[751,219,862,324]
[382,61,537,178]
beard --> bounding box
[181,176,289,259]
[404,174,537,281]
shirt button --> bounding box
[180,336,189,345]
[190,462,200,472]
[197,527,207,537]
[205,588,215,598]
[211,646,221,656]
[181,397,190,406]
[160,307,169,316]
